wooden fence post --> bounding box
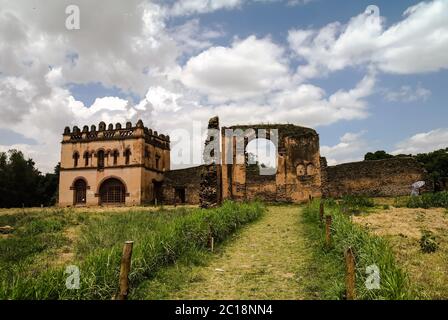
[208,224,214,252]
[345,247,356,300]
[116,241,134,300]
[325,215,332,247]
[319,202,325,222]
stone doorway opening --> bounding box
[174,187,186,204]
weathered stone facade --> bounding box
[322,157,429,198]
[162,166,204,205]
[58,120,170,206]
[221,124,323,203]
[59,117,429,207]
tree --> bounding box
[0,150,59,208]
[415,148,448,191]
[364,148,448,191]
[364,150,394,161]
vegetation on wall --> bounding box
[364,148,448,191]
[0,150,59,208]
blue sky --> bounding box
[0,0,447,171]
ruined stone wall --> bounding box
[324,157,428,198]
[200,116,221,208]
[162,166,204,205]
[221,124,322,203]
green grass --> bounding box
[0,201,265,300]
[302,199,412,300]
[137,205,312,300]
[0,210,78,266]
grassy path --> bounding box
[166,205,314,300]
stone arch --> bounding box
[112,149,120,165]
[71,177,90,205]
[97,149,106,169]
[124,148,132,165]
[73,151,80,167]
[245,138,277,175]
[83,151,91,166]
[96,176,129,205]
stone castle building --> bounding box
[59,117,428,207]
[58,120,169,206]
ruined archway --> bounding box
[246,138,277,176]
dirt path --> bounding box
[169,206,313,300]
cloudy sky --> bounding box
[0,0,447,172]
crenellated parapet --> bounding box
[62,120,170,150]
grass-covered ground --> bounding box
[134,206,316,300]
[0,201,265,300]
[302,199,411,300]
[2,194,447,300]
[353,205,448,299]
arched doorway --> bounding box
[99,178,126,205]
[73,179,87,205]
[245,138,277,176]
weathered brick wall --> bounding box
[162,165,204,204]
[324,157,428,198]
[221,124,323,203]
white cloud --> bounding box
[288,0,448,79]
[181,36,290,103]
[384,84,431,103]
[168,0,243,16]
[392,128,448,155]
[0,0,445,173]
[320,131,368,165]
[166,0,312,16]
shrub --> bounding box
[407,192,448,209]
[420,230,438,253]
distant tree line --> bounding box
[364,148,448,191]
[0,150,59,208]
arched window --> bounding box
[307,163,315,176]
[296,164,306,176]
[97,150,105,169]
[74,179,87,205]
[99,178,126,205]
[73,152,80,168]
[155,154,160,169]
[112,150,119,166]
[124,149,131,165]
[83,152,90,167]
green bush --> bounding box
[420,230,438,253]
[0,201,265,300]
[407,192,448,209]
[341,195,375,208]
[303,200,411,300]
